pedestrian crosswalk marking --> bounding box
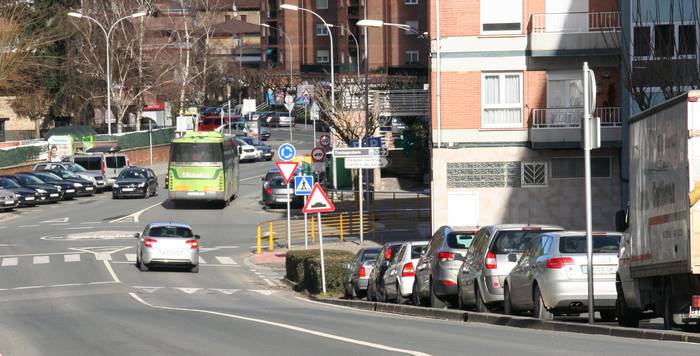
[125,254,136,262]
[95,253,111,261]
[215,257,236,265]
[210,288,239,295]
[33,256,49,264]
[198,257,207,264]
[1,258,17,266]
[64,254,80,263]
[251,290,277,296]
[176,288,201,294]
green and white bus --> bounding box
[168,131,239,207]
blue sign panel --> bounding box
[278,143,296,162]
[294,176,313,196]
[350,137,382,148]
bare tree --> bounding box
[11,89,52,137]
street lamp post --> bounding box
[261,23,294,88]
[68,11,147,136]
[328,24,360,83]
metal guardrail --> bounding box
[532,107,621,128]
[531,11,621,33]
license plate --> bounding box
[67,189,75,193]
[122,188,134,192]
[86,187,94,191]
[4,201,14,205]
[581,265,617,275]
[25,197,35,201]
[159,249,183,255]
[50,194,59,197]
[187,192,205,196]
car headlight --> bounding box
[138,182,146,187]
[36,189,47,194]
[73,183,83,188]
[53,185,61,191]
[113,183,119,188]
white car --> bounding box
[136,222,200,273]
[382,241,429,304]
[278,114,295,127]
[236,138,260,162]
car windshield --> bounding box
[68,164,86,172]
[492,230,556,254]
[148,226,193,238]
[35,172,62,181]
[171,143,223,163]
[447,232,475,249]
[16,175,44,185]
[55,170,79,179]
[559,235,621,254]
[119,170,146,179]
[0,178,21,188]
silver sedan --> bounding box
[136,222,200,273]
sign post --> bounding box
[302,183,336,294]
[311,101,320,144]
[285,94,294,142]
[583,61,600,324]
[276,144,298,250]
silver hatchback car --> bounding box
[504,231,621,320]
[456,224,563,312]
[135,223,200,273]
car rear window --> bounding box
[411,245,427,259]
[491,230,555,254]
[106,156,127,169]
[447,232,475,249]
[72,157,102,170]
[559,235,621,254]
[148,226,193,238]
[361,249,380,261]
[269,178,289,188]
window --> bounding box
[654,24,674,57]
[316,49,330,63]
[633,26,651,56]
[0,119,5,142]
[480,0,522,34]
[482,72,523,127]
[315,0,328,9]
[405,0,418,4]
[405,50,419,64]
[521,162,547,187]
[550,157,611,179]
[405,20,419,34]
[316,24,328,36]
[679,25,696,55]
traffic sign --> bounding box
[344,156,391,169]
[350,137,382,148]
[275,161,299,184]
[333,147,385,157]
[319,134,331,147]
[285,95,294,104]
[311,147,325,162]
[310,102,320,121]
[302,183,336,214]
[302,91,310,105]
[284,102,295,112]
[294,176,313,196]
[278,143,296,161]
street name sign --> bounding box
[344,156,391,169]
[333,147,387,157]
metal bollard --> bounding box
[311,217,316,244]
[269,222,274,251]
[339,213,344,242]
[256,224,262,254]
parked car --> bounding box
[63,152,129,186]
[2,175,61,204]
[278,113,295,127]
[33,162,107,192]
[14,172,77,200]
[382,241,429,304]
[236,138,260,162]
[413,226,479,308]
[264,112,281,127]
[46,169,96,196]
[259,127,271,140]
[503,231,621,320]
[0,177,38,207]
[367,242,405,302]
[0,188,19,211]
[113,167,158,199]
[455,224,564,312]
[239,137,273,161]
[261,169,303,207]
[343,247,382,299]
[135,222,200,273]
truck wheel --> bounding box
[616,278,640,327]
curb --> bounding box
[311,298,700,344]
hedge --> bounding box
[95,128,175,150]
[286,249,355,296]
[0,143,47,168]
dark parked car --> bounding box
[343,247,382,299]
[0,177,38,207]
[2,175,61,203]
[366,242,406,302]
[15,172,78,200]
[261,169,302,208]
[45,169,96,196]
[240,137,273,161]
[113,167,158,199]
[33,162,107,192]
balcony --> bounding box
[528,11,620,56]
[338,89,429,117]
[530,107,622,148]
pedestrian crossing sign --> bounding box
[294,176,313,196]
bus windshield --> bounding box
[170,143,223,163]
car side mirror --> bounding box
[195,234,201,240]
[507,253,518,263]
[133,233,140,238]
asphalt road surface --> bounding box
[0,126,697,355]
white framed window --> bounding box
[316,0,328,10]
[521,162,548,187]
[316,24,328,36]
[405,0,418,5]
[480,0,522,34]
[405,20,419,35]
[316,49,330,64]
[405,50,419,64]
[481,72,523,128]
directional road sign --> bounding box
[311,147,325,162]
[294,176,313,196]
[275,161,299,184]
[278,143,296,161]
[344,156,391,169]
[319,134,331,147]
[333,147,387,157]
[302,183,336,214]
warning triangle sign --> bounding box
[302,183,336,214]
[275,161,299,184]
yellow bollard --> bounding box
[339,213,344,242]
[311,217,316,244]
[256,224,262,254]
[269,222,274,251]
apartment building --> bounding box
[265,0,429,76]
[430,0,623,231]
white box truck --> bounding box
[616,90,700,329]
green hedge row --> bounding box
[286,249,355,296]
[95,128,175,150]
[0,144,47,168]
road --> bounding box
[0,125,697,355]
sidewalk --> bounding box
[251,239,383,266]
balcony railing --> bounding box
[531,11,620,33]
[339,89,429,116]
[531,107,622,128]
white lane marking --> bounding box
[0,244,14,247]
[88,281,118,285]
[64,254,80,262]
[13,285,45,290]
[251,290,277,296]
[176,288,201,294]
[41,217,69,223]
[103,260,120,283]
[215,256,237,265]
[249,269,257,272]
[128,293,430,356]
[81,222,101,224]
[64,227,93,230]
[0,227,7,229]
[1,258,18,266]
[111,201,163,223]
[18,225,38,228]
[262,279,276,287]
[240,174,264,182]
[95,253,112,261]
[0,251,85,258]
[133,286,163,293]
[198,257,207,264]
[50,223,70,226]
[49,283,82,288]
[210,288,239,295]
[125,254,136,262]
[33,256,49,264]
